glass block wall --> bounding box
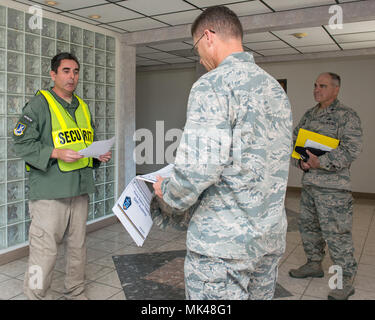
[0,5,116,251]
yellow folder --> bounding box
[292,128,339,160]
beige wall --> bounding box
[136,55,375,193]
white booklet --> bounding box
[112,177,153,247]
[112,164,175,246]
[136,163,174,183]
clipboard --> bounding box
[292,128,339,160]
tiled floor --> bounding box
[0,191,374,300]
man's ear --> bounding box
[50,70,56,81]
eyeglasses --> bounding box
[191,29,215,56]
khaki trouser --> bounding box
[24,194,89,300]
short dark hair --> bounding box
[191,6,243,41]
[328,72,341,87]
[51,52,80,73]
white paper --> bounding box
[79,136,115,159]
[136,164,175,183]
[304,139,333,152]
[112,177,153,247]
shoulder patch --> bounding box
[13,122,27,136]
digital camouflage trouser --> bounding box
[299,185,357,277]
[184,250,282,300]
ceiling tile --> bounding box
[243,32,278,42]
[109,18,168,32]
[245,40,289,50]
[263,0,335,11]
[297,44,340,53]
[30,0,107,11]
[153,10,202,26]
[325,20,375,35]
[71,4,142,23]
[226,1,272,16]
[14,0,62,13]
[340,40,375,50]
[160,57,194,64]
[137,46,163,54]
[334,31,375,43]
[149,42,192,51]
[117,0,195,16]
[257,47,300,56]
[337,0,361,2]
[137,60,167,66]
[138,52,180,60]
[273,27,334,46]
[59,13,101,25]
[187,0,244,8]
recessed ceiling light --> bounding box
[292,32,308,39]
[89,14,101,19]
[45,1,58,5]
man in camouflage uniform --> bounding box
[289,72,363,300]
[153,6,292,300]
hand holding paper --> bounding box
[79,136,115,159]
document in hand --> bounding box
[79,136,115,159]
[292,128,339,160]
[112,177,153,247]
[136,163,174,183]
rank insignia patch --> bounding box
[14,122,27,136]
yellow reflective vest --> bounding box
[37,89,94,172]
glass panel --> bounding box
[0,28,5,48]
[88,202,93,221]
[106,68,115,84]
[71,26,82,45]
[7,137,19,159]
[94,200,104,219]
[95,84,105,100]
[83,47,94,65]
[95,50,105,66]
[42,18,55,38]
[95,67,105,83]
[105,198,114,216]
[95,33,105,50]
[0,6,5,27]
[7,95,23,114]
[70,44,82,61]
[41,37,56,58]
[41,57,51,77]
[82,64,94,82]
[25,13,41,35]
[0,161,5,182]
[106,117,115,134]
[41,77,53,89]
[7,8,24,31]
[105,182,114,199]
[94,167,105,184]
[25,34,40,55]
[94,184,104,202]
[25,55,40,75]
[0,205,5,227]
[7,181,23,202]
[0,93,5,114]
[7,51,23,73]
[95,101,105,118]
[0,72,5,92]
[105,166,115,182]
[106,52,115,68]
[83,30,94,47]
[106,102,115,117]
[7,29,24,52]
[83,83,94,99]
[56,22,69,41]
[0,227,6,250]
[7,221,24,247]
[0,139,5,160]
[106,85,115,100]
[7,73,23,94]
[0,49,5,71]
[7,159,24,181]
[0,183,5,205]
[25,76,40,95]
[7,201,24,224]
[94,117,105,133]
[56,41,69,54]
[0,117,4,137]
[106,36,115,52]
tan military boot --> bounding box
[289,261,324,278]
[327,276,355,300]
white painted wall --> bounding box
[136,55,375,193]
